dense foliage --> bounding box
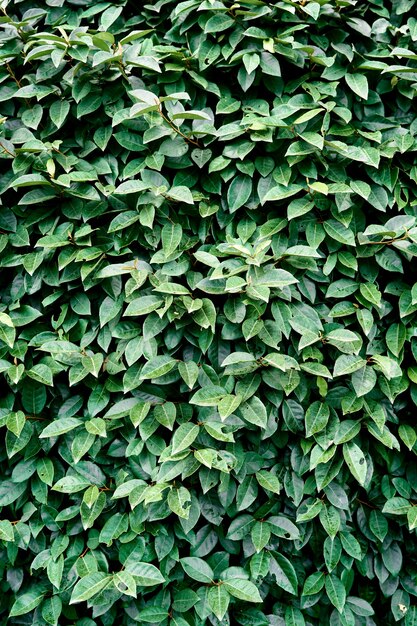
[2,0,417,624]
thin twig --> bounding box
[158,108,201,147]
[1,144,16,157]
[365,232,409,246]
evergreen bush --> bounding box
[1,1,417,624]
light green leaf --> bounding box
[113,571,137,598]
[256,471,280,494]
[208,585,230,620]
[227,175,252,213]
[69,573,112,604]
[178,361,199,389]
[223,578,262,602]
[172,423,199,454]
[190,386,227,407]
[9,590,45,617]
[180,557,214,583]
[325,574,346,613]
[124,296,164,316]
[239,396,267,428]
[50,100,70,129]
[345,73,369,99]
[140,356,177,380]
[40,418,82,438]
[161,222,183,256]
[270,552,298,595]
[167,486,191,519]
[124,562,165,586]
[114,180,150,195]
[343,442,367,486]
[167,186,194,205]
[305,401,330,437]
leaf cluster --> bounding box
[1,0,417,625]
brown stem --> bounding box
[6,63,21,88]
[356,498,377,509]
[158,108,201,147]
[365,231,409,246]
[1,144,15,158]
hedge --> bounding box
[1,0,417,624]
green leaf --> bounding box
[124,562,165,586]
[172,423,199,454]
[190,386,227,407]
[161,223,183,256]
[325,574,346,613]
[204,13,234,33]
[50,100,70,129]
[239,396,268,428]
[352,366,377,397]
[223,579,262,602]
[257,269,298,288]
[372,355,402,379]
[208,585,230,620]
[124,296,164,316]
[52,475,91,493]
[256,471,280,494]
[386,323,406,357]
[193,298,216,332]
[343,442,367,486]
[0,312,16,348]
[217,394,242,420]
[27,363,53,386]
[369,510,388,542]
[319,505,340,538]
[227,175,252,213]
[324,537,341,572]
[399,425,417,451]
[285,606,306,626]
[9,589,45,617]
[324,220,356,246]
[333,355,367,377]
[167,186,194,205]
[270,552,298,595]
[137,607,169,623]
[36,458,54,486]
[39,418,82,438]
[263,353,299,371]
[69,573,112,604]
[42,597,62,625]
[6,411,26,437]
[302,572,325,596]
[113,571,137,598]
[262,183,304,203]
[305,401,330,437]
[140,356,177,379]
[0,520,14,542]
[167,486,191,519]
[345,73,369,99]
[326,329,362,354]
[382,497,410,515]
[407,507,417,530]
[114,180,150,195]
[360,283,381,307]
[178,361,199,389]
[180,557,214,583]
[251,521,271,552]
[108,211,141,233]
